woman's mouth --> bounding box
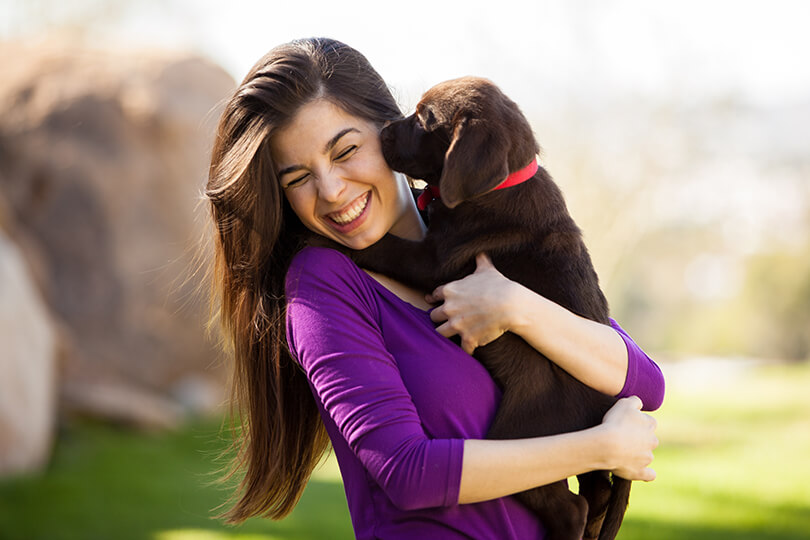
[326,192,371,231]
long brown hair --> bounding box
[205,38,403,523]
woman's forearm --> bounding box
[458,396,658,504]
[458,428,604,504]
[508,281,627,396]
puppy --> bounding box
[345,77,630,540]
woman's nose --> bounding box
[317,171,346,203]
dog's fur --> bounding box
[341,77,631,540]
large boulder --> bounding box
[0,225,57,475]
[0,39,236,431]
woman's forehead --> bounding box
[271,100,373,160]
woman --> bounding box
[206,37,664,538]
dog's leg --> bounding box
[349,233,441,291]
[578,470,612,540]
[518,483,588,540]
[305,233,438,290]
[593,476,631,540]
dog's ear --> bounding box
[440,115,509,208]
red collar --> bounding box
[417,160,538,210]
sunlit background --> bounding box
[1,1,809,539]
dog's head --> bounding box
[381,76,539,208]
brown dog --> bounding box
[344,77,629,540]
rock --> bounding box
[0,227,57,475]
[61,380,185,431]
[169,374,227,416]
[0,39,234,430]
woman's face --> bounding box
[271,99,420,250]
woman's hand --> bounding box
[426,253,518,354]
[428,252,632,396]
[598,396,659,481]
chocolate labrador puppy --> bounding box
[346,77,629,540]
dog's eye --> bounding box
[334,145,358,161]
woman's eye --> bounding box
[285,173,309,188]
[335,145,357,161]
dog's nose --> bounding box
[380,126,401,168]
[380,123,397,145]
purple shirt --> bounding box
[285,247,664,539]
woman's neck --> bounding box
[389,191,427,241]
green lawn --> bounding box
[619,361,810,539]
[1,361,809,539]
[0,419,352,540]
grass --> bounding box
[0,420,352,540]
[1,361,809,539]
[618,360,810,540]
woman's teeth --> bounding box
[330,193,369,225]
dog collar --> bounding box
[416,186,443,210]
[497,159,539,190]
[416,160,539,210]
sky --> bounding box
[2,0,810,111]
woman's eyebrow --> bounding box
[277,127,360,178]
[323,127,359,154]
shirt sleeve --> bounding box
[285,247,464,510]
[609,319,665,411]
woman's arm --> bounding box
[459,396,658,504]
[287,248,465,510]
[427,253,658,401]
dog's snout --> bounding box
[380,123,395,147]
[379,112,447,184]
[380,122,403,169]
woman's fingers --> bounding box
[620,395,644,413]
[425,285,445,305]
[424,252,516,354]
[429,304,447,324]
[426,253,493,304]
[601,396,659,481]
[434,322,475,354]
[639,467,657,482]
[475,252,495,270]
[627,394,643,410]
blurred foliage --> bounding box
[539,97,810,362]
[741,247,810,360]
[607,228,810,362]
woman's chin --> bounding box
[335,234,378,251]
[322,219,384,251]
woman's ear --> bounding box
[439,115,509,208]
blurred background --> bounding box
[1,0,808,539]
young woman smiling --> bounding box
[206,37,664,539]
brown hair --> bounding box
[205,37,403,523]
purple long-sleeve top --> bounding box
[285,246,665,539]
